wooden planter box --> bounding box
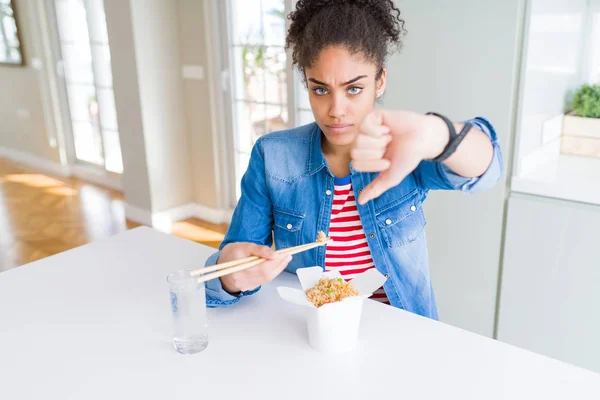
[561,113,600,158]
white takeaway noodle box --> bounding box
[277,266,387,354]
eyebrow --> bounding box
[308,75,368,87]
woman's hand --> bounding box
[218,242,292,294]
[352,110,447,204]
[352,110,493,204]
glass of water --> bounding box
[167,270,208,354]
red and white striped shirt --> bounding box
[324,176,389,304]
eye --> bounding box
[313,87,328,96]
[348,86,363,95]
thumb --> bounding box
[358,147,423,205]
[358,170,396,205]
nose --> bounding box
[329,93,347,119]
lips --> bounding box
[325,123,353,133]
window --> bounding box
[225,0,313,200]
[0,0,23,65]
[54,0,123,174]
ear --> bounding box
[377,68,387,94]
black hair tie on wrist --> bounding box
[425,112,473,162]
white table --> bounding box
[0,227,599,399]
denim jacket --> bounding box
[204,118,503,319]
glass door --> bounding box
[53,0,123,174]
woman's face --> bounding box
[305,46,386,148]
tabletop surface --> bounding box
[1,227,599,399]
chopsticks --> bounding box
[192,238,333,284]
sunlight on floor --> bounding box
[45,186,78,196]
[0,159,228,271]
[171,221,226,243]
[2,174,66,188]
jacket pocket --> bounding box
[273,207,305,249]
[375,189,426,248]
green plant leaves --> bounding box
[572,84,600,118]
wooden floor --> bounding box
[0,158,228,273]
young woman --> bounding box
[204,0,502,319]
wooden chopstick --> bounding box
[194,239,332,284]
[190,240,330,277]
[190,254,260,277]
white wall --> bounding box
[384,0,524,337]
[103,0,153,211]
[498,193,600,373]
[129,0,194,213]
[106,0,207,219]
[107,0,224,216]
[177,0,222,210]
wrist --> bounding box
[424,114,450,160]
[220,277,241,295]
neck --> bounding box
[321,134,352,160]
[321,133,352,177]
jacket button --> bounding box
[385,219,392,225]
[358,189,363,194]
[326,190,332,196]
[410,205,416,212]
[286,224,293,230]
[384,273,389,278]
[369,233,375,239]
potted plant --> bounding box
[561,84,600,158]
